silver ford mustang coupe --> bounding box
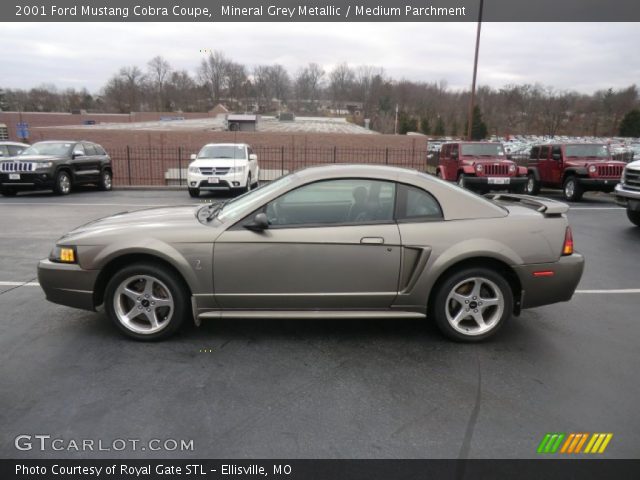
[38,165,584,342]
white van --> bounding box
[187,143,259,197]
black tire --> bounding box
[98,170,112,191]
[562,175,584,202]
[53,170,72,195]
[430,267,513,342]
[524,173,540,195]
[188,188,200,198]
[104,262,190,341]
[0,188,17,197]
[242,173,252,194]
[457,173,468,189]
[436,170,442,178]
[627,209,640,227]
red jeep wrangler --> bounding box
[523,143,625,201]
[436,142,527,192]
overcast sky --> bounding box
[1,22,638,94]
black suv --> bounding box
[0,140,112,196]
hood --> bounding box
[565,158,625,167]
[626,159,640,170]
[58,205,204,244]
[5,155,63,162]
[462,156,513,164]
[190,158,248,168]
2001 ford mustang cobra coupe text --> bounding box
[38,165,584,342]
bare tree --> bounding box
[198,50,230,105]
[329,63,355,106]
[147,56,172,111]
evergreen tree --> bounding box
[420,116,430,135]
[433,117,445,136]
[619,109,640,137]
[469,106,488,140]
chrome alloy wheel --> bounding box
[564,178,575,199]
[103,171,112,190]
[526,176,535,193]
[113,275,174,335]
[445,276,504,336]
[59,174,71,194]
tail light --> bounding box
[562,227,574,256]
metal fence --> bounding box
[108,145,432,186]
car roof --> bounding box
[0,141,30,147]
[202,143,249,147]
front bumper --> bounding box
[37,259,99,311]
[614,183,640,210]
[464,175,527,189]
[187,171,246,190]
[513,253,585,309]
[576,178,619,191]
[0,172,55,190]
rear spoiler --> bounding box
[484,193,569,216]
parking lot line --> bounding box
[2,281,639,294]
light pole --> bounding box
[466,0,484,140]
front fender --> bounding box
[461,165,476,175]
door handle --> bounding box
[360,237,384,244]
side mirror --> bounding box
[190,153,197,160]
[244,212,269,231]
[249,154,257,161]
[72,150,84,158]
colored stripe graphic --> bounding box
[539,433,613,454]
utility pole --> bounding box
[394,103,399,134]
[466,0,484,140]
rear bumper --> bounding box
[614,183,640,210]
[37,259,98,311]
[576,178,618,191]
[0,172,55,190]
[464,176,527,189]
[514,253,585,309]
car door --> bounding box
[537,145,551,186]
[213,178,402,310]
[69,142,89,181]
[82,143,102,181]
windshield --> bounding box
[198,145,246,159]
[215,174,295,222]
[461,144,505,156]
[565,145,610,158]
[21,142,73,156]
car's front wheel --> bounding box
[53,171,72,195]
[98,170,112,191]
[431,267,513,342]
[524,173,540,195]
[563,176,584,202]
[457,173,467,189]
[627,209,640,227]
[104,263,189,341]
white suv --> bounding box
[187,143,259,197]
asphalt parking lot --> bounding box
[1,187,639,459]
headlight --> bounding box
[509,164,516,173]
[34,161,53,169]
[475,164,483,172]
[228,165,246,173]
[50,246,77,264]
[588,165,597,174]
[188,166,199,174]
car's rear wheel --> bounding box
[188,188,200,198]
[563,176,583,201]
[98,170,112,191]
[104,263,189,341]
[524,173,540,195]
[53,171,72,195]
[431,267,513,342]
[242,173,253,194]
[0,188,17,196]
[627,209,640,227]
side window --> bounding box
[451,145,459,159]
[73,143,86,156]
[396,184,443,222]
[539,146,550,160]
[94,144,107,155]
[551,145,562,160]
[265,178,396,227]
[530,146,539,160]
[83,143,97,155]
[441,144,449,159]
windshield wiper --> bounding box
[205,199,231,221]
